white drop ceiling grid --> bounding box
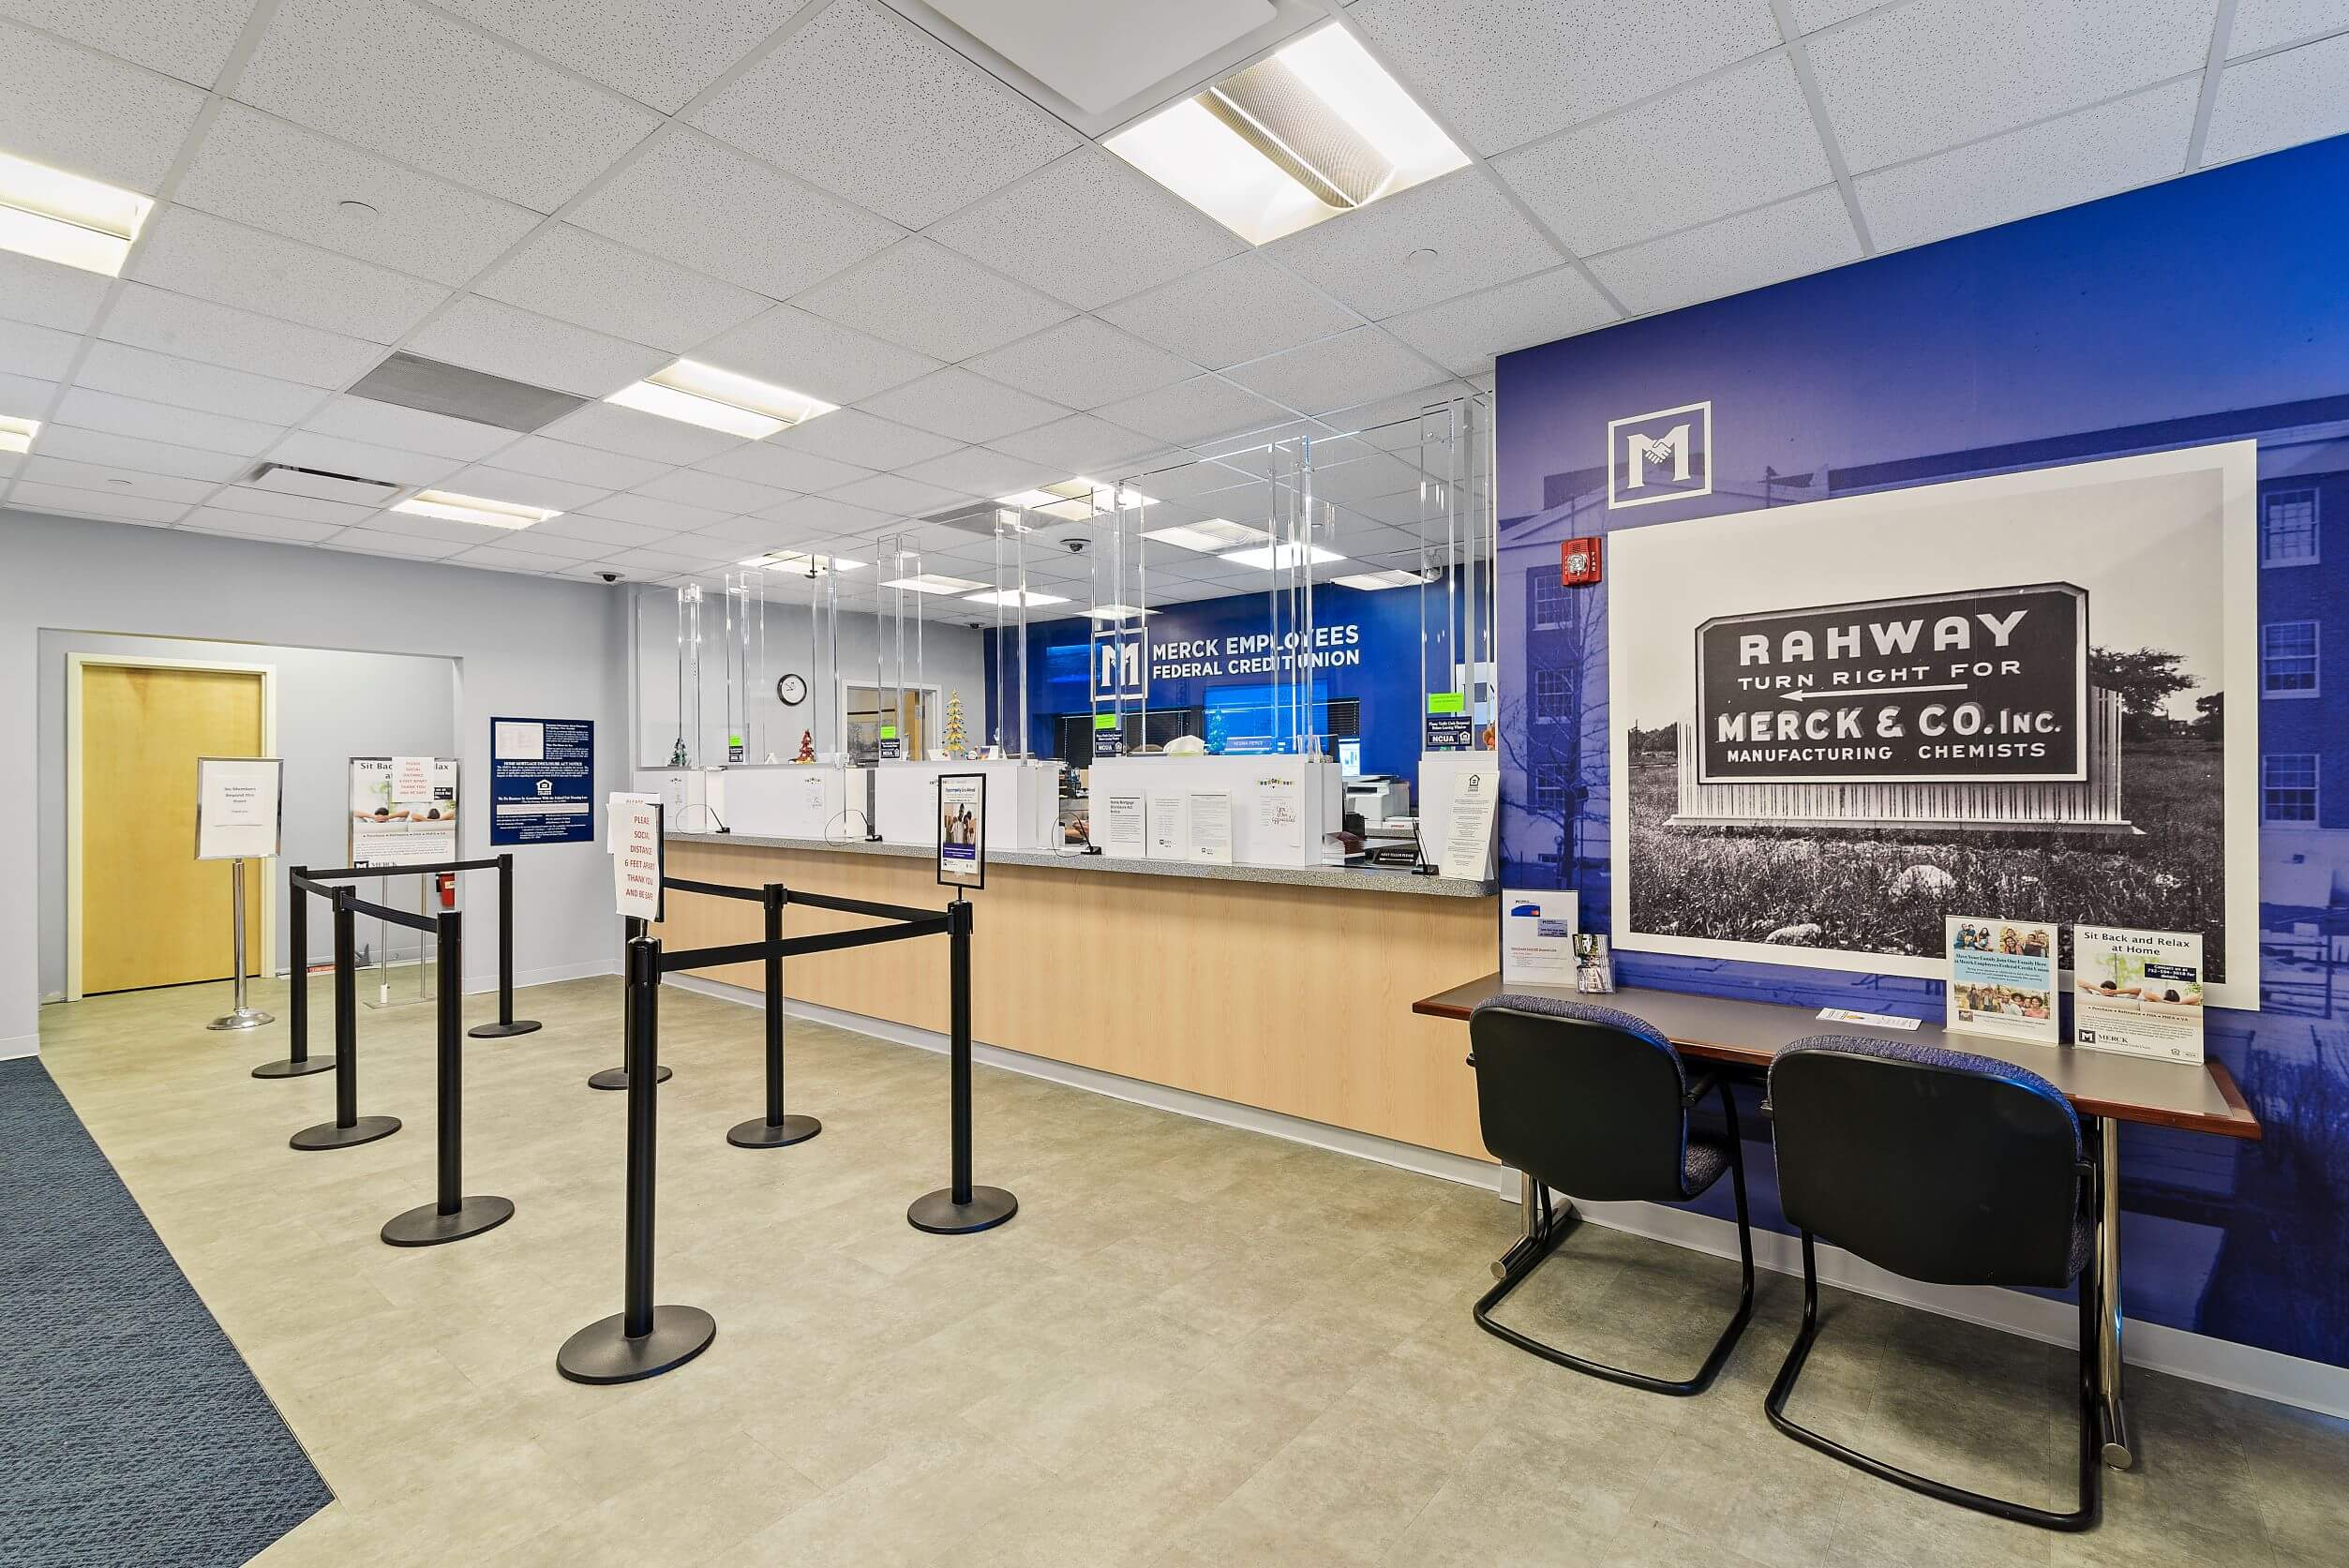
[0,0,2342,598]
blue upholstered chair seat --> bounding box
[1683,1130,1732,1195]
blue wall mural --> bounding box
[1496,132,2349,1371]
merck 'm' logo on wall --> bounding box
[1608,401,1712,509]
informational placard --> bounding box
[1502,889,1577,985]
[1188,791,1233,864]
[1696,582,2088,785]
[613,798,664,920]
[1423,691,1473,751]
[1092,711,1124,757]
[878,724,902,761]
[1145,791,1186,859]
[349,756,457,868]
[490,716,595,846]
[1818,1007,1923,1031]
[2074,925,2205,1064]
[1438,762,1499,881]
[195,757,283,860]
[1253,778,1302,851]
[1943,915,2059,1046]
[937,772,986,890]
[1100,791,1145,858]
[391,754,435,805]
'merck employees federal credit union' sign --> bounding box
[1694,582,2087,785]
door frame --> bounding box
[840,679,942,760]
[66,652,280,1002]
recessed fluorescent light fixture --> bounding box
[996,478,1153,522]
[882,573,988,595]
[964,588,1070,607]
[1105,23,1468,246]
[1086,603,1154,620]
[393,489,560,529]
[0,152,152,276]
[607,360,834,440]
[1145,517,1268,553]
[1219,542,1345,569]
[0,415,37,455]
[737,549,865,574]
[1333,567,1431,590]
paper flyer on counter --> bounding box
[1188,792,1233,864]
[1502,889,1577,986]
[1100,792,1145,859]
[2074,925,2205,1064]
[1943,916,2058,1046]
[1145,792,1186,859]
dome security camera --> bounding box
[1064,536,1087,553]
[597,571,621,582]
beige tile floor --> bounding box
[36,975,2349,1567]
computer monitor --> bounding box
[1338,739,1362,778]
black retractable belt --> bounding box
[906,896,1017,1234]
[470,852,543,1039]
[252,865,336,1080]
[728,883,821,1149]
[381,909,516,1246]
[289,890,401,1150]
[589,915,670,1091]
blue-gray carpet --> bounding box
[0,1057,332,1565]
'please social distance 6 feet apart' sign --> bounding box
[1694,582,2087,784]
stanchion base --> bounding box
[907,1186,1019,1234]
[588,1065,671,1091]
[382,1195,515,1247]
[251,1055,337,1080]
[207,1007,275,1032]
[290,1115,401,1151]
[727,1113,821,1149]
[556,1307,716,1385]
[469,1020,543,1039]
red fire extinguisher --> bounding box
[437,872,456,909]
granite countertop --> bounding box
[665,830,1495,898]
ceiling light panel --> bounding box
[1219,542,1345,568]
[607,358,836,439]
[1333,567,1428,590]
[0,151,152,276]
[739,549,867,575]
[394,488,561,529]
[882,572,988,594]
[0,414,38,454]
[1145,516,1268,551]
[1107,23,1466,245]
[964,588,1070,606]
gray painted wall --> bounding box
[35,631,457,997]
[2,508,632,1055]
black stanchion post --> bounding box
[470,852,542,1039]
[589,915,671,1090]
[383,910,515,1246]
[290,890,400,1150]
[253,867,333,1079]
[907,896,1017,1234]
[558,935,714,1383]
[729,884,820,1149]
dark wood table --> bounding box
[1414,972,2265,1471]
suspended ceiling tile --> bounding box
[0,0,259,87]
[534,508,674,545]
[53,386,285,455]
[765,408,961,470]
[926,147,1245,312]
[326,527,474,558]
[174,103,543,288]
[1094,377,1292,449]
[1805,0,2220,173]
[1384,266,1619,376]
[634,465,798,514]
[405,297,668,400]
[696,441,873,495]
[232,0,663,212]
[1222,326,1440,415]
[2227,0,2349,54]
[1264,169,1565,322]
[538,400,744,467]
[856,366,1070,446]
[302,393,516,461]
[821,472,976,516]
[127,205,449,344]
[447,542,578,574]
[179,507,346,543]
[0,370,58,416]
[794,238,1072,363]
[575,492,729,533]
[0,318,82,382]
[1347,0,1782,157]
[2202,33,2349,165]
[472,528,617,561]
[988,413,1159,474]
[100,283,385,387]
[1858,79,2198,252]
[965,316,1197,411]
[478,433,671,492]
[752,494,894,535]
[441,463,609,513]
[0,18,208,189]
[204,483,375,524]
[477,224,770,354]
[1098,254,1361,371]
[0,251,114,335]
[270,428,465,485]
[687,0,1080,230]
[1587,186,1862,318]
[570,129,903,303]
[1495,52,1832,258]
[18,455,220,504]
[359,508,527,545]
[10,481,189,522]
[696,303,940,409]
[434,0,814,114]
[76,341,326,426]
[894,444,1060,499]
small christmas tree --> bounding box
[794,728,815,764]
[941,689,969,757]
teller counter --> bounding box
[655,831,1499,1159]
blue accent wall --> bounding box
[1497,132,2349,1370]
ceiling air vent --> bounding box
[247,462,402,505]
[346,351,587,434]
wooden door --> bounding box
[79,664,265,993]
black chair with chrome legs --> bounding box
[1468,994,1755,1396]
[1764,1036,2102,1532]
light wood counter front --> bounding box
[657,838,1500,1161]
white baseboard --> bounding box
[666,976,2349,1421]
[0,1032,38,1061]
[462,958,618,994]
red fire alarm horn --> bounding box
[437,872,457,909]
[1562,535,1602,586]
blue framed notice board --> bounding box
[489,717,594,846]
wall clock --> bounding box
[777,673,809,706]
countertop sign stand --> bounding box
[197,757,283,1033]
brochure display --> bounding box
[1943,916,2059,1046]
[1438,762,1500,881]
[1502,889,1577,985]
[2074,926,2206,1064]
[936,773,985,891]
[196,756,283,1032]
[350,755,458,868]
[490,717,594,846]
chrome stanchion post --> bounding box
[253,867,332,1078]
[470,852,542,1038]
[383,910,515,1246]
[907,896,1016,1234]
[208,857,273,1031]
[558,934,714,1383]
[589,915,670,1090]
[290,889,399,1150]
[729,883,819,1149]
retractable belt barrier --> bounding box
[284,883,401,1152]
